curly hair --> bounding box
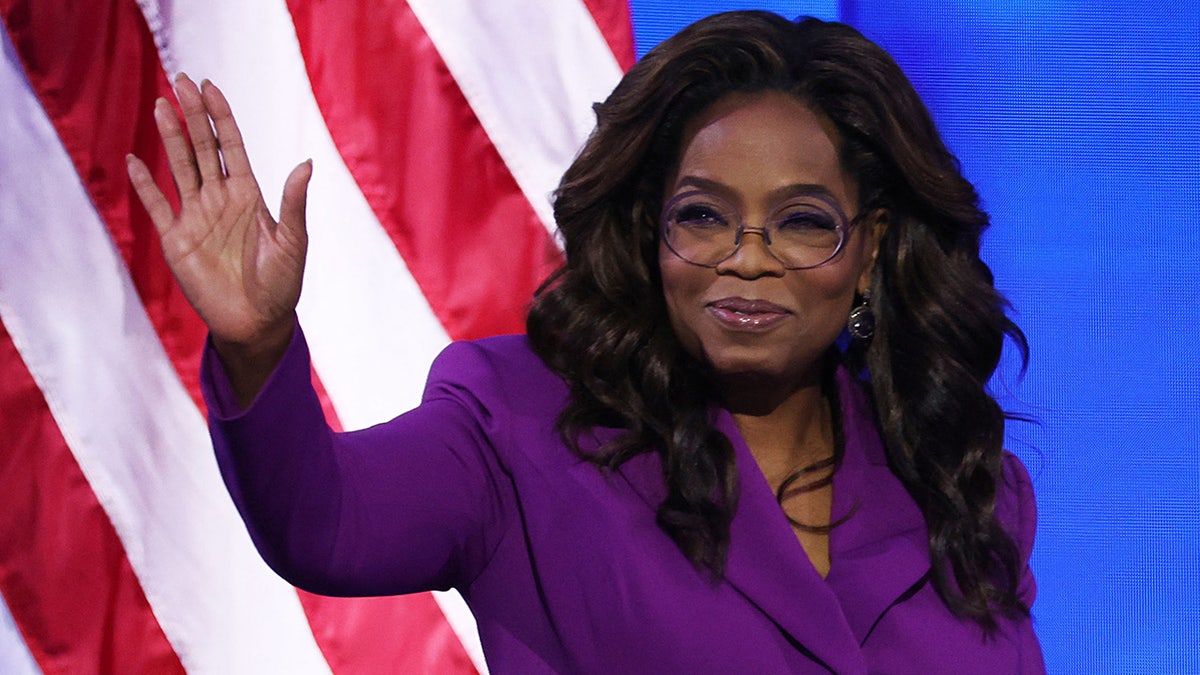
[526,11,1029,630]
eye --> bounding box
[671,203,731,229]
[774,207,839,233]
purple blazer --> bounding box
[203,326,1045,674]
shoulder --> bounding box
[996,451,1038,563]
[428,334,550,381]
[423,334,568,418]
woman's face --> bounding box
[658,90,880,390]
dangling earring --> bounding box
[847,289,875,340]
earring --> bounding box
[847,289,875,340]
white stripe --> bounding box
[144,0,488,670]
[133,0,178,74]
[407,0,624,240]
[0,29,330,675]
[0,592,40,675]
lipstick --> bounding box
[706,297,790,330]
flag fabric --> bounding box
[0,0,633,672]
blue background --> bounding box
[627,2,1200,672]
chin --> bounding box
[698,333,829,387]
[704,346,794,382]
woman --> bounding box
[127,11,1043,673]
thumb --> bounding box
[278,159,312,240]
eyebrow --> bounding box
[672,176,840,205]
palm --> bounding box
[162,162,302,343]
[128,75,310,350]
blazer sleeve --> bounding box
[202,322,514,597]
[998,451,1047,672]
[999,451,1039,606]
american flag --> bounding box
[0,0,633,671]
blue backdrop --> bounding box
[627,2,1200,673]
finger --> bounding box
[174,72,224,183]
[202,80,255,180]
[126,154,176,236]
[154,97,200,199]
[277,159,313,242]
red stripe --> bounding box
[286,0,563,342]
[298,591,479,674]
[0,319,184,674]
[583,0,637,71]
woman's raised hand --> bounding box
[127,74,311,402]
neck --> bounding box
[723,369,834,487]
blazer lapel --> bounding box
[824,367,932,645]
[715,410,869,675]
[608,366,929,670]
[611,414,865,672]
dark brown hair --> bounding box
[526,11,1028,629]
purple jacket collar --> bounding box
[611,364,931,674]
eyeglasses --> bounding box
[660,190,857,270]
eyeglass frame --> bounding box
[659,189,867,270]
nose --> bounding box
[716,227,786,277]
